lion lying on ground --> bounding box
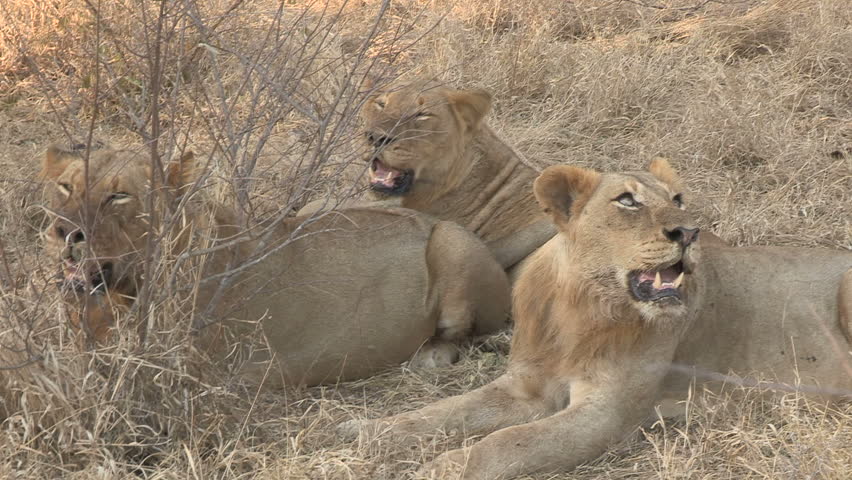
[340,158,852,479]
[300,80,555,272]
[37,146,510,387]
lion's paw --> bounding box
[336,418,371,442]
[409,341,460,369]
[415,448,470,479]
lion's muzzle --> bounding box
[62,258,113,294]
[369,158,414,195]
[629,260,687,303]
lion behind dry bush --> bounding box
[31,145,510,388]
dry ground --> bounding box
[1,0,851,478]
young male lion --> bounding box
[340,159,852,479]
[37,145,510,386]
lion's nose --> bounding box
[365,131,395,148]
[664,226,699,247]
[54,221,85,245]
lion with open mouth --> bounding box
[37,145,510,386]
[340,158,852,479]
[296,80,559,275]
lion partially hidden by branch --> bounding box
[341,158,852,479]
[33,146,510,388]
[299,81,555,275]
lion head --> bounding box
[533,158,701,322]
[360,81,492,198]
[39,146,195,338]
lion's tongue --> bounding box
[64,260,102,288]
[64,261,86,283]
[370,160,402,187]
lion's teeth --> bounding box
[673,272,684,288]
[653,272,662,289]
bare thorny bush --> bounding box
[1,0,851,478]
[0,0,437,475]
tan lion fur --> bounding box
[34,146,510,388]
[340,159,852,479]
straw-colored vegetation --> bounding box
[1,0,850,478]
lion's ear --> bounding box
[649,157,682,190]
[447,88,492,132]
[360,75,376,94]
[534,165,601,226]
[39,145,80,180]
[166,150,198,195]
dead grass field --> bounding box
[1,0,851,478]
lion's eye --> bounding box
[415,111,432,120]
[673,194,684,208]
[614,192,639,208]
[374,99,386,109]
[106,192,132,205]
[58,183,72,196]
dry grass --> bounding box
[1,0,851,478]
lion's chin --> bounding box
[369,158,414,195]
[634,300,688,323]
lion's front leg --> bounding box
[415,376,663,479]
[339,370,555,443]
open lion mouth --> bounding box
[629,260,689,303]
[62,260,113,295]
[369,158,413,195]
